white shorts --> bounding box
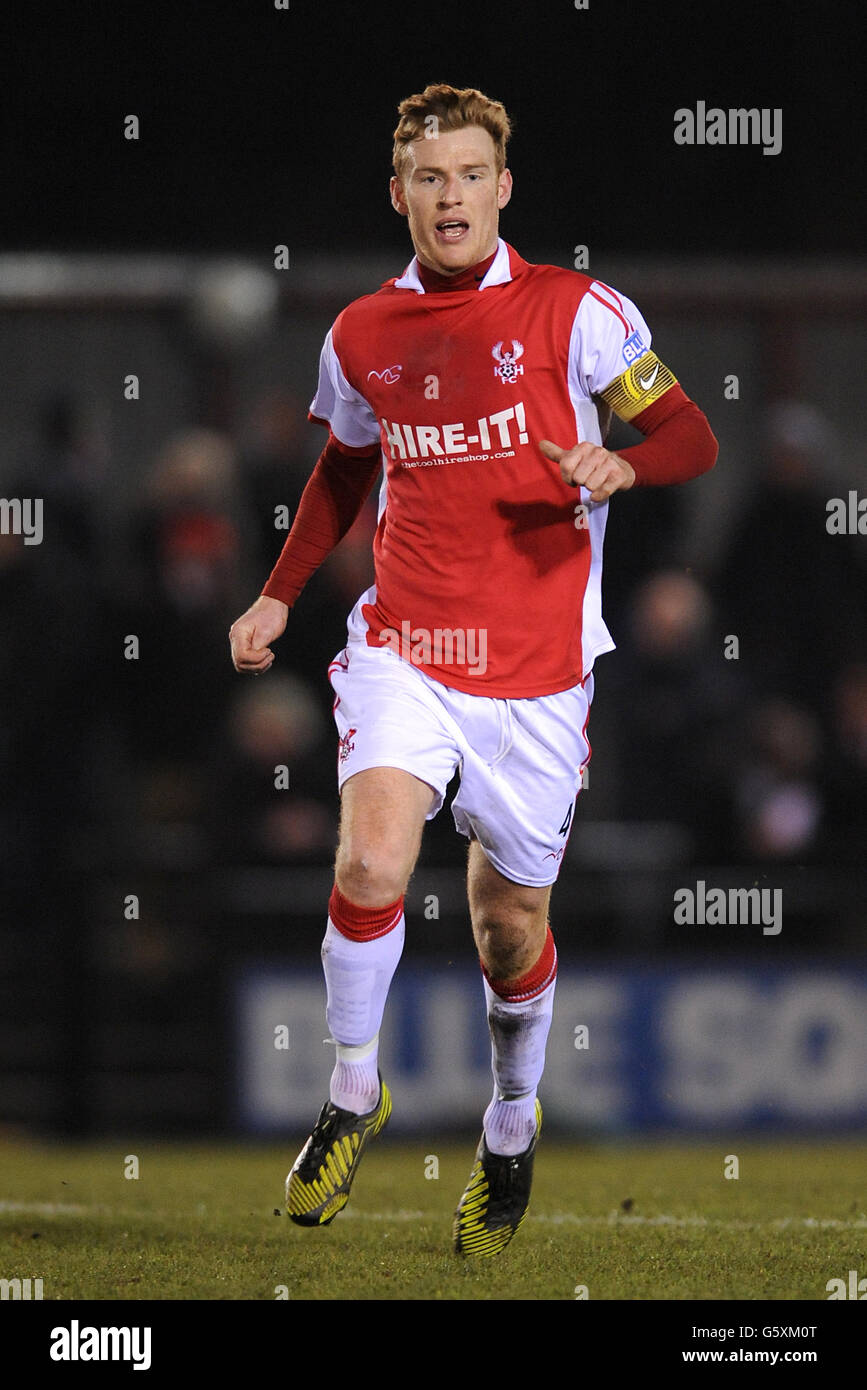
[328,592,594,888]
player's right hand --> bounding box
[229,594,289,674]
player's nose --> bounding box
[438,178,463,205]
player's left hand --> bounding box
[539,438,635,502]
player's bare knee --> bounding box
[473,908,546,980]
[334,848,408,907]
[480,938,526,982]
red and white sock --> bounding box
[322,884,404,1114]
[481,925,557,1156]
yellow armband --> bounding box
[599,351,678,422]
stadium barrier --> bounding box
[236,963,867,1134]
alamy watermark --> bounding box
[826,1269,867,1299]
[379,621,488,675]
[1,1276,43,1299]
[674,880,782,935]
[49,1321,152,1370]
[826,491,866,534]
[674,102,782,156]
[0,498,43,545]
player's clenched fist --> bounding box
[229,594,289,674]
[539,438,635,503]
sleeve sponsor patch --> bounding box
[599,351,678,421]
[622,330,648,365]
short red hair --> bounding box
[392,83,512,182]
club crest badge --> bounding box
[338,727,357,763]
[492,340,524,383]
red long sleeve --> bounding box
[617,384,718,486]
[261,434,381,608]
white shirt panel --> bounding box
[309,328,381,448]
[569,282,653,402]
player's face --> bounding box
[390,126,512,276]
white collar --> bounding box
[393,237,513,293]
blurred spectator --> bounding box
[139,427,243,611]
[209,672,336,864]
[239,389,315,577]
[124,428,247,767]
[603,569,747,859]
[713,399,866,715]
[12,391,108,568]
[0,529,104,900]
[823,662,867,866]
[731,698,824,861]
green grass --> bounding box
[1,1137,864,1300]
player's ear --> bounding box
[497,167,513,211]
[390,176,408,216]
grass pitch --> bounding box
[1,1137,864,1300]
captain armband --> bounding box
[599,352,678,423]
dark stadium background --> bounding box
[1,0,865,1141]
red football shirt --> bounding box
[308,239,668,697]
